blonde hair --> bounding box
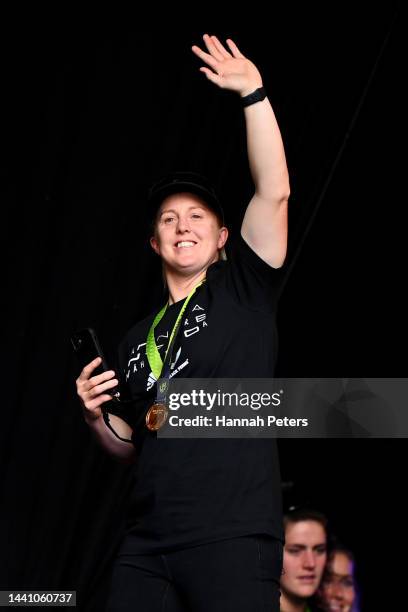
[220,246,227,261]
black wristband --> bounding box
[241,86,267,107]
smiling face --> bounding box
[150,192,228,277]
[319,551,356,611]
[281,520,327,601]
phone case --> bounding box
[71,328,120,400]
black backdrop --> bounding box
[1,8,404,610]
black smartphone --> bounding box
[70,327,120,400]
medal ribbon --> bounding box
[146,280,205,382]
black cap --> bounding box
[147,171,225,225]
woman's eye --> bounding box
[191,213,202,219]
[163,217,174,224]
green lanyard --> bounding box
[146,281,204,380]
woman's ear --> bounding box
[217,226,229,249]
[150,235,160,255]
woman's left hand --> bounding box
[191,34,263,97]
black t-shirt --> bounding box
[107,232,286,553]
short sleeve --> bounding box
[223,230,288,312]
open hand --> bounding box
[191,34,263,97]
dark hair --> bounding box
[283,507,329,536]
[319,541,361,611]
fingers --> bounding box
[191,33,232,68]
[76,357,119,407]
[226,38,245,59]
[192,34,245,78]
[88,369,116,388]
[191,43,218,71]
[75,357,119,423]
[83,394,113,414]
[199,33,224,62]
[199,67,223,87]
[77,375,118,416]
[82,393,113,423]
[77,356,102,381]
[76,358,116,387]
[84,376,119,398]
[202,34,229,60]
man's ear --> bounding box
[150,236,160,255]
[217,226,229,249]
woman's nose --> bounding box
[176,216,191,233]
[331,583,345,600]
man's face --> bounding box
[319,552,355,611]
[280,520,327,600]
[150,192,228,276]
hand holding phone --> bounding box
[71,328,120,423]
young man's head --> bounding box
[280,509,328,609]
[317,546,357,611]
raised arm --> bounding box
[192,33,290,268]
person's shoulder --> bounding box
[206,258,228,281]
[227,230,287,273]
[209,229,287,311]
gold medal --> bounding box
[145,403,169,431]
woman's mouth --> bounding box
[175,241,197,248]
[327,603,345,611]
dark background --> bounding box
[1,8,404,610]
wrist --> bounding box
[240,86,267,108]
[83,408,103,426]
[240,83,264,98]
